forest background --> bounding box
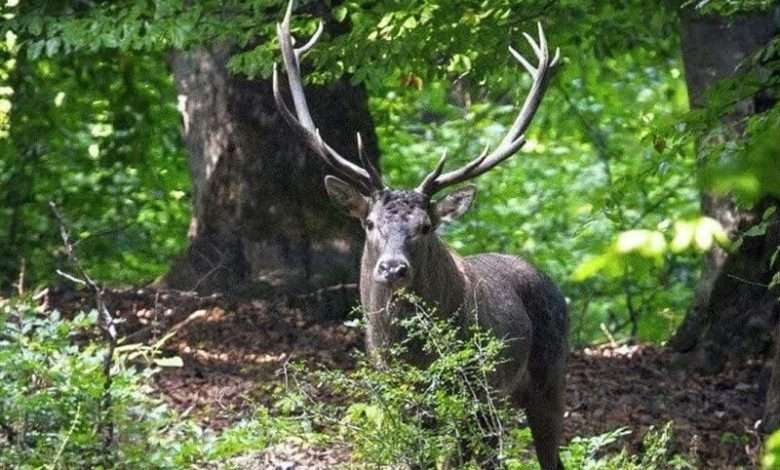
[0,0,779,468]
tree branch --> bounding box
[49,202,116,463]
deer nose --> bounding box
[377,259,410,282]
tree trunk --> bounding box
[158,45,379,296]
[765,315,780,431]
[668,8,779,373]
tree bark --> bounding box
[158,45,379,295]
[669,8,779,373]
[765,314,780,431]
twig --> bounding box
[556,82,614,184]
[622,261,639,340]
[49,202,117,464]
[48,403,81,470]
[16,258,25,297]
[72,222,135,248]
[55,269,87,286]
[727,274,769,288]
[295,283,358,301]
[413,303,505,464]
[600,323,618,348]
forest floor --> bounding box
[48,287,766,469]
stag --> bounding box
[273,2,567,469]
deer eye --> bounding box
[421,223,432,235]
[365,220,375,231]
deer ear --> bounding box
[324,175,369,219]
[434,185,476,225]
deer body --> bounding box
[273,2,567,467]
[356,194,568,470]
[361,231,569,382]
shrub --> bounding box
[282,294,694,469]
[558,423,694,470]
[0,296,186,469]
[174,407,315,466]
[0,292,697,469]
[284,294,513,468]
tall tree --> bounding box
[160,44,379,293]
[669,5,779,373]
[4,1,381,294]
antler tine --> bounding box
[537,21,547,57]
[522,32,541,58]
[418,23,558,195]
[416,149,449,194]
[509,45,537,79]
[297,20,324,57]
[273,0,382,192]
[418,145,495,196]
[357,132,385,190]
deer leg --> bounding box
[525,382,565,470]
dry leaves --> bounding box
[48,287,765,469]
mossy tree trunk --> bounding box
[669,7,780,426]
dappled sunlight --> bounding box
[1,0,778,468]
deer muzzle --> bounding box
[375,258,411,286]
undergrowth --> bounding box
[1,293,754,469]
[0,295,304,469]
[0,295,185,468]
[276,295,696,469]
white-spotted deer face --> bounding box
[324,176,476,288]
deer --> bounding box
[273,2,568,469]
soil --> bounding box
[46,286,767,469]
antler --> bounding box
[417,23,560,196]
[273,0,384,193]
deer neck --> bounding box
[360,236,468,365]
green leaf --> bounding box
[769,272,780,290]
[670,221,695,253]
[695,217,729,250]
[615,229,667,257]
[571,253,609,281]
[27,17,43,36]
[27,40,45,59]
[377,13,394,29]
[45,38,60,57]
[743,223,767,237]
[333,5,348,22]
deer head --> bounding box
[273,0,560,289]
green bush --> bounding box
[0,293,697,469]
[557,423,694,470]
[0,295,321,469]
[280,295,694,469]
[0,296,186,469]
[174,407,316,466]
[282,295,514,468]
[764,429,780,469]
